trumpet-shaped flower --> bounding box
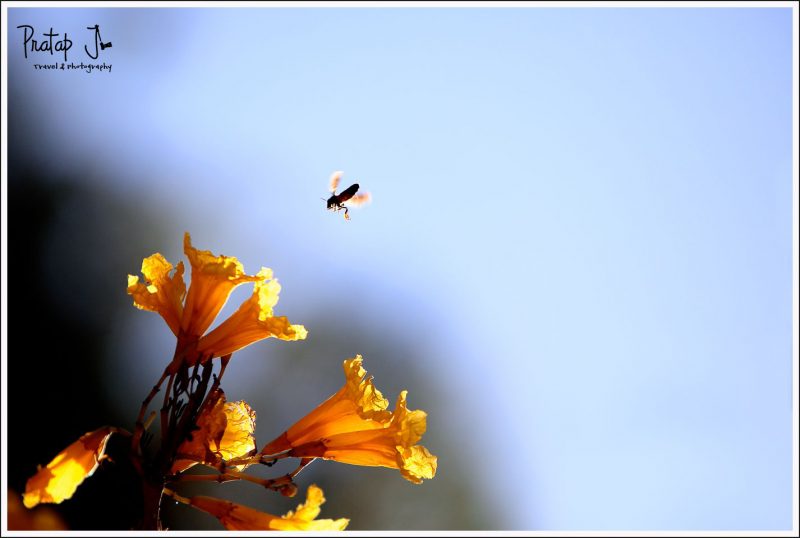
[178,484,348,531]
[172,389,257,474]
[127,233,307,365]
[260,356,391,456]
[261,356,437,484]
[23,427,115,508]
[196,273,308,358]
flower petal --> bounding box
[290,429,398,467]
[23,427,115,508]
[273,484,349,531]
[390,390,427,447]
[127,254,185,335]
[186,485,348,531]
[172,389,257,474]
[398,445,438,484]
[390,391,437,483]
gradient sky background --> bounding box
[4,5,796,531]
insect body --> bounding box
[325,171,370,220]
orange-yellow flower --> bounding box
[23,427,116,508]
[172,389,257,474]
[127,233,307,365]
[260,356,390,456]
[196,272,307,358]
[261,356,437,484]
[175,484,349,531]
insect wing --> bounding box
[337,183,360,203]
[329,170,344,193]
[345,192,371,207]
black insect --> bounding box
[325,171,371,220]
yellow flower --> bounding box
[196,272,308,358]
[172,389,257,474]
[260,356,390,456]
[127,233,307,364]
[23,427,115,508]
[180,484,348,531]
[261,356,437,484]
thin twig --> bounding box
[131,369,169,458]
[195,354,232,418]
[160,372,175,445]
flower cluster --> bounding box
[21,232,437,530]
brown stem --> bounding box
[159,360,213,476]
[195,354,231,418]
[135,354,233,528]
[169,468,294,492]
[131,369,169,460]
[160,372,175,445]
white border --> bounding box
[1,1,797,536]
[1,0,8,535]
[791,1,799,536]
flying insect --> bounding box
[325,171,371,220]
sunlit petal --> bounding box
[23,427,115,508]
[186,485,348,531]
[172,389,257,474]
[127,254,186,335]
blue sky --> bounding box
[5,5,796,530]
